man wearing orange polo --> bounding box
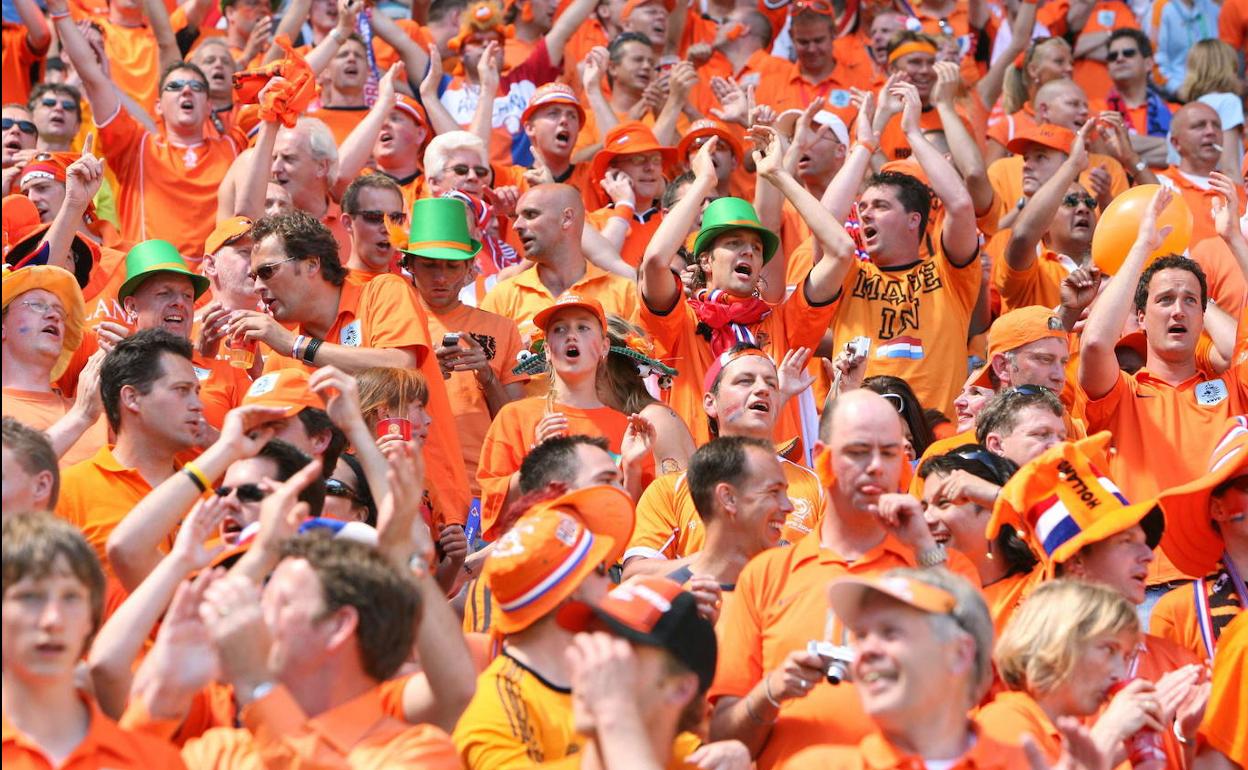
[1080,186,1248,593]
[689,8,792,118]
[584,122,674,269]
[708,391,979,770]
[771,7,859,116]
[224,210,471,526]
[1159,103,1248,245]
[874,33,976,162]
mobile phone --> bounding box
[269,13,282,29]
[441,333,461,348]
[849,336,871,359]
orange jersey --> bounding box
[261,274,471,526]
[639,276,838,447]
[479,263,639,346]
[95,18,160,109]
[420,299,528,496]
[584,207,663,269]
[690,49,798,117]
[983,567,1047,637]
[97,106,242,260]
[987,104,1038,151]
[303,104,369,146]
[767,63,860,119]
[1,386,109,467]
[190,352,251,431]
[1191,236,1248,319]
[2,23,48,106]
[993,246,1078,314]
[371,18,433,72]
[1200,611,1247,765]
[1221,0,1248,50]
[710,530,979,769]
[777,726,1036,770]
[878,105,976,163]
[625,459,827,563]
[2,693,187,769]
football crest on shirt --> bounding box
[876,336,924,360]
[340,320,362,347]
[827,89,852,109]
[247,373,279,397]
[1195,378,1229,406]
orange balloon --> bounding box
[1091,184,1193,275]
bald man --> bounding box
[1160,102,1246,244]
[707,390,980,769]
[480,183,639,343]
[1033,78,1137,203]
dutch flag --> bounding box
[876,336,924,360]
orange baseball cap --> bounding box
[241,369,325,417]
[1006,123,1075,156]
[205,216,254,256]
[988,432,1164,567]
[827,573,957,628]
[520,82,586,128]
[676,119,744,163]
[967,306,1069,387]
[529,484,635,566]
[532,292,607,333]
[556,575,718,690]
[1,265,87,381]
[1158,417,1248,576]
[621,0,674,21]
[483,507,615,634]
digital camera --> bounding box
[807,640,854,685]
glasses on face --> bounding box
[247,255,299,282]
[325,478,363,504]
[18,299,67,321]
[1106,48,1139,62]
[215,483,267,503]
[449,164,490,179]
[39,97,78,111]
[951,447,999,468]
[355,209,408,227]
[619,154,662,170]
[880,392,906,413]
[1062,193,1098,210]
[163,78,208,93]
[2,118,36,135]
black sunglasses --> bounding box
[163,78,208,93]
[450,164,490,178]
[1062,193,1097,210]
[40,96,78,110]
[1106,48,1139,62]
[247,255,298,282]
[325,478,362,504]
[2,118,36,135]
[355,209,407,226]
[216,483,267,503]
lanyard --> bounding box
[1193,552,1247,658]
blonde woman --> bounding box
[988,37,1075,162]
[1176,40,1245,175]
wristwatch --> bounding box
[1131,158,1147,175]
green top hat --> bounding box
[117,239,210,303]
[399,198,482,262]
[691,197,780,264]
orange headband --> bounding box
[888,40,937,64]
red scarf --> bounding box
[688,289,772,356]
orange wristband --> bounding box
[611,203,635,220]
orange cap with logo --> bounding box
[1006,123,1075,156]
[1158,417,1248,576]
[532,292,607,333]
[827,573,958,628]
[241,369,325,417]
[205,216,254,257]
[968,306,1069,387]
[988,432,1164,568]
[483,506,615,634]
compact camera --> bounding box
[807,640,854,685]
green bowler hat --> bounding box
[117,239,210,302]
[691,197,780,264]
[400,198,482,262]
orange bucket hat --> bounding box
[242,369,325,417]
[988,432,1164,568]
[588,121,677,208]
[1158,417,1248,576]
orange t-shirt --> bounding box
[261,274,470,526]
[1158,167,1248,247]
[993,246,1078,314]
[1084,366,1248,583]
[476,396,646,537]
[878,105,976,163]
[420,299,528,497]
[983,567,1046,637]
[190,352,251,431]
[584,207,663,269]
[987,104,1037,151]
[777,727,1036,770]
[691,49,798,118]
[975,690,1062,763]
[1200,611,1247,765]
[2,23,47,106]
[2,693,187,769]
[1041,0,1139,100]
[97,106,242,260]
[371,18,433,72]
[640,275,838,447]
[625,458,827,563]
[479,262,640,346]
[1220,0,1248,50]
[767,64,859,118]
[1,387,109,467]
[303,104,369,147]
[710,530,980,770]
[95,18,161,110]
[1190,236,1248,319]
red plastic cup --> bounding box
[1106,679,1166,765]
[377,417,413,441]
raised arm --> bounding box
[233,118,279,219]
[367,5,430,90]
[574,47,616,162]
[48,0,120,123]
[1005,124,1090,271]
[930,62,993,216]
[1079,187,1175,398]
[335,63,401,186]
[1209,172,1248,278]
[820,90,878,221]
[303,0,360,75]
[264,0,312,64]
[544,0,597,66]
[12,0,49,54]
[651,61,697,146]
[469,41,500,146]
[640,138,718,311]
[142,0,183,77]
[893,81,977,266]
[977,0,1036,110]
[40,137,102,273]
[418,46,464,137]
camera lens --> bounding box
[825,659,850,685]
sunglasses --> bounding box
[2,118,36,135]
[247,255,299,282]
[1061,193,1098,210]
[325,478,363,504]
[355,209,408,226]
[951,447,1000,468]
[163,78,208,93]
[216,483,267,503]
[1106,48,1139,62]
[449,164,490,178]
[39,97,78,111]
[880,392,906,413]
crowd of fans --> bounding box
[2,0,1247,765]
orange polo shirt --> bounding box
[1191,236,1248,319]
[640,275,838,447]
[97,106,243,260]
[769,64,859,118]
[625,457,827,563]
[778,726,1035,770]
[584,206,663,269]
[1085,366,1248,582]
[420,298,528,497]
[710,530,979,770]
[983,567,1046,637]
[168,684,460,769]
[261,273,471,527]
[2,23,48,106]
[1201,611,1247,765]
[303,104,369,147]
[691,49,796,117]
[993,246,1077,314]
[479,262,640,347]
[1,387,108,467]
[975,690,1062,763]
[2,693,187,769]
[1158,167,1248,246]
